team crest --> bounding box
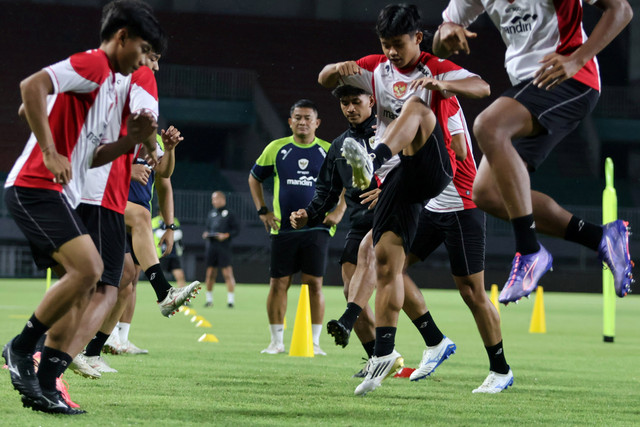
[393,81,408,99]
[298,158,309,170]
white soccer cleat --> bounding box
[313,344,326,356]
[122,340,149,355]
[354,349,404,396]
[410,336,456,381]
[84,355,118,373]
[159,281,201,317]
[69,354,101,379]
[103,332,124,355]
[260,343,285,354]
[341,137,373,190]
[472,370,514,394]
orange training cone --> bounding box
[289,285,314,357]
[490,284,500,316]
[529,286,547,333]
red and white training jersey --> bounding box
[442,0,600,90]
[5,49,117,207]
[80,66,158,214]
[341,52,477,181]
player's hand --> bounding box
[290,209,309,229]
[533,52,581,90]
[42,145,72,185]
[360,188,381,210]
[409,77,446,92]
[202,231,209,239]
[159,229,174,257]
[131,163,151,185]
[335,61,362,77]
[260,211,280,232]
[215,232,229,242]
[323,209,344,227]
[161,126,183,151]
[127,110,158,163]
[437,22,477,56]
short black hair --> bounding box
[290,99,319,117]
[375,3,422,39]
[332,85,369,99]
[100,0,167,55]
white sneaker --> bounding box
[342,137,373,190]
[103,333,124,355]
[354,350,404,396]
[85,355,118,373]
[313,344,326,356]
[472,370,514,394]
[410,336,456,381]
[260,343,285,354]
[158,281,201,317]
[69,354,101,379]
[122,340,149,355]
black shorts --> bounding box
[125,233,140,266]
[340,219,373,265]
[205,240,232,268]
[504,78,600,171]
[160,254,182,272]
[373,124,453,253]
[4,186,88,269]
[76,204,125,287]
[270,230,330,278]
[410,208,486,277]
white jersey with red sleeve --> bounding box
[341,52,476,181]
[5,49,117,207]
[442,0,600,90]
[80,66,159,214]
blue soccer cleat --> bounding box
[499,244,553,304]
[598,220,634,297]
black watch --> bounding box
[257,206,268,216]
[166,223,177,230]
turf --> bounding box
[0,279,638,426]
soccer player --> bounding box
[433,0,634,303]
[154,214,188,288]
[203,191,240,308]
[2,0,163,414]
[318,4,491,395]
[249,99,336,356]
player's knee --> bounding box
[473,113,501,152]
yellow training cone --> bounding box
[196,319,212,328]
[191,315,207,323]
[289,285,314,357]
[529,286,547,333]
[198,333,219,342]
[490,284,500,316]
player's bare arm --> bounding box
[533,0,632,90]
[92,111,158,167]
[450,133,467,161]
[248,174,281,232]
[156,176,175,257]
[318,61,361,88]
[432,22,477,58]
[409,76,489,99]
[323,188,347,227]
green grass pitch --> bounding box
[0,279,638,426]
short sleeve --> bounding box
[45,50,109,94]
[442,0,486,27]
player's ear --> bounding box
[288,117,293,128]
[116,28,129,47]
[415,31,423,45]
[368,96,375,108]
[315,118,321,128]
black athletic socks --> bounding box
[38,347,72,391]
[339,302,363,332]
[485,341,509,374]
[511,214,540,255]
[373,327,396,357]
[145,264,172,302]
[84,331,110,357]
[564,215,603,251]
[412,311,444,347]
[372,144,392,171]
[362,339,375,359]
[13,314,49,353]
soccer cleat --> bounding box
[22,388,86,415]
[2,336,42,401]
[69,354,101,379]
[327,319,351,348]
[409,336,457,381]
[499,244,553,304]
[228,302,234,308]
[598,220,634,297]
[354,350,404,396]
[204,301,213,308]
[103,333,124,355]
[313,344,327,356]
[122,340,149,355]
[85,355,117,373]
[260,343,285,354]
[342,137,374,190]
[352,358,370,378]
[472,370,514,394]
[159,281,201,317]
[56,374,80,409]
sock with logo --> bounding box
[145,264,172,302]
[373,327,396,357]
[511,214,540,255]
[564,215,603,251]
[118,322,131,343]
[13,314,49,353]
[84,331,110,357]
[412,311,444,347]
[485,341,509,374]
[372,144,392,171]
[338,302,362,332]
[362,339,375,358]
[269,324,284,346]
[37,347,72,392]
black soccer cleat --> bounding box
[2,336,42,401]
[327,319,351,348]
[22,389,86,415]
